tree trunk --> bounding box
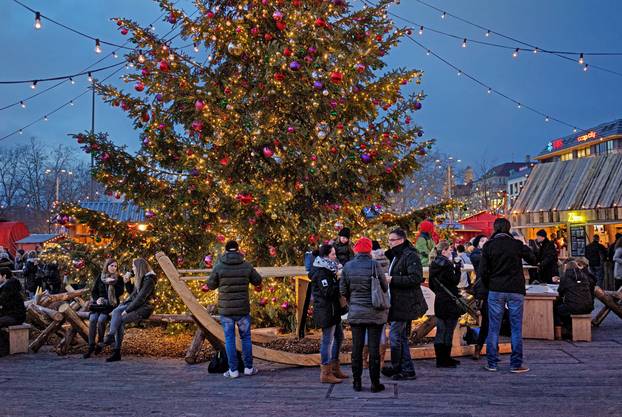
[29,318,65,353]
[185,328,206,364]
[57,328,77,356]
[58,303,89,343]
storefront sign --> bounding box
[577,131,597,142]
[570,225,586,257]
[568,212,586,223]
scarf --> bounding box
[100,273,118,307]
[313,256,339,273]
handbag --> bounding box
[429,273,469,315]
[370,261,390,310]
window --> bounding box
[577,147,591,158]
[561,152,573,161]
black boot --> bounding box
[434,344,444,368]
[353,378,362,392]
[102,334,114,347]
[83,345,95,359]
[371,381,385,393]
[446,344,460,366]
[94,344,103,355]
[106,349,121,362]
[436,344,456,368]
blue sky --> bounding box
[1,0,621,171]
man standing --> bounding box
[585,235,607,288]
[208,240,262,379]
[382,228,427,380]
[535,229,558,284]
[479,218,537,373]
[334,227,354,266]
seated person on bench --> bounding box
[0,268,27,356]
[554,259,595,335]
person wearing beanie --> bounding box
[534,230,559,284]
[382,228,427,381]
[309,244,347,384]
[208,240,262,378]
[415,220,436,267]
[334,227,354,266]
[340,237,389,393]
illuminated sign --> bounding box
[577,131,597,142]
[552,139,564,149]
[568,212,586,223]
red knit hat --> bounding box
[353,237,373,254]
[419,220,435,234]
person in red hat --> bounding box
[340,237,389,393]
[415,220,436,267]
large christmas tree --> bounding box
[69,0,430,267]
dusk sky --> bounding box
[1,0,621,173]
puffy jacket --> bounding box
[429,255,462,319]
[0,278,26,323]
[536,238,558,283]
[123,272,157,319]
[414,234,435,267]
[385,241,427,321]
[340,254,388,325]
[585,241,607,268]
[469,248,487,300]
[371,249,390,275]
[479,232,537,295]
[334,241,353,266]
[558,268,595,313]
[309,264,341,329]
[208,251,262,317]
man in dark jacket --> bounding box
[534,229,558,284]
[555,262,595,331]
[479,218,537,373]
[381,228,427,380]
[585,235,607,288]
[208,240,262,379]
[333,227,354,266]
[0,268,26,357]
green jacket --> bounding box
[208,251,262,317]
[415,235,435,267]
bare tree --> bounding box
[0,145,25,216]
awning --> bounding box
[512,154,622,213]
[15,234,60,244]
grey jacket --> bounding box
[613,247,622,280]
[208,251,262,316]
[123,272,157,318]
[340,254,389,325]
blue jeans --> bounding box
[108,305,128,350]
[487,291,524,369]
[221,315,253,372]
[389,321,415,373]
[320,324,344,365]
[88,312,109,346]
[590,265,604,288]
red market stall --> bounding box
[0,221,30,257]
[458,212,501,240]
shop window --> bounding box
[561,152,573,161]
[577,147,591,158]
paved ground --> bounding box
[2,304,621,417]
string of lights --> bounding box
[0,62,126,85]
[404,33,587,133]
[409,0,622,78]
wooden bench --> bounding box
[571,314,592,342]
[2,324,32,354]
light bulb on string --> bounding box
[487,87,492,94]
[512,48,519,58]
[418,26,423,35]
[545,116,549,122]
[517,103,521,109]
[138,52,145,63]
[18,129,23,135]
[533,47,539,54]
[583,64,589,72]
[20,101,26,108]
[112,51,118,59]
[426,49,431,56]
[573,128,577,133]
[87,72,93,82]
[31,81,37,89]
[193,43,199,52]
[578,53,584,64]
[69,77,75,84]
[485,30,491,37]
[95,39,102,54]
[43,115,48,121]
[441,11,446,19]
[462,38,467,48]
[457,69,462,76]
[69,100,74,106]
[34,12,42,29]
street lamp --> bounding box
[45,169,74,207]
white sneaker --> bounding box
[244,367,258,376]
[223,369,239,379]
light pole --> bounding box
[435,156,461,223]
[45,169,74,207]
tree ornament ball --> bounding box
[145,209,156,219]
[203,255,213,268]
[262,147,274,158]
[316,130,327,140]
[361,153,372,163]
[227,42,243,56]
[289,61,301,71]
[330,71,343,83]
[322,89,329,96]
[159,59,170,72]
[134,82,145,92]
[269,246,277,257]
[414,101,422,110]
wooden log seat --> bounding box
[571,314,592,342]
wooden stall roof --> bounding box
[512,153,622,213]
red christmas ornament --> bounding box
[114,192,122,199]
[281,301,290,310]
[276,21,286,31]
[191,120,204,131]
[159,59,170,72]
[269,246,277,257]
[330,146,338,154]
[206,10,215,18]
[101,152,110,162]
[141,112,150,122]
[217,234,226,243]
[355,63,366,73]
[283,47,292,57]
[120,28,128,35]
[236,193,253,205]
[262,147,274,158]
[259,297,268,306]
[330,71,343,84]
[219,156,229,166]
[264,33,273,41]
[315,18,326,27]
[134,82,145,92]
[273,72,285,81]
[200,284,210,292]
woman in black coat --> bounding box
[555,260,595,334]
[0,268,26,327]
[310,244,347,384]
[469,235,488,359]
[429,240,463,368]
[84,258,130,358]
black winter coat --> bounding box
[340,254,388,325]
[309,265,341,329]
[23,260,39,293]
[585,242,607,268]
[90,275,129,314]
[429,255,462,319]
[122,272,157,319]
[469,248,487,300]
[479,233,537,295]
[333,241,353,266]
[385,241,427,322]
[0,278,26,323]
[208,252,262,317]
[558,268,595,314]
[536,238,558,283]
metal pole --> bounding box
[55,176,60,206]
[90,85,95,199]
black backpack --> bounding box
[207,349,245,374]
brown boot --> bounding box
[331,360,348,379]
[554,326,562,340]
[362,346,369,369]
[379,344,387,366]
[320,364,342,384]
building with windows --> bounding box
[507,164,536,206]
[537,118,622,163]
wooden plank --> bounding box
[294,277,309,339]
